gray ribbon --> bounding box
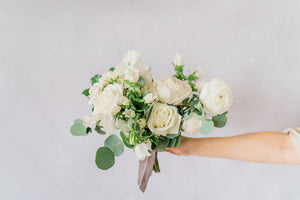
[137,151,157,192]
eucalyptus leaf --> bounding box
[70,123,87,136]
[157,139,169,152]
[182,109,193,120]
[212,113,228,128]
[95,147,115,170]
[104,135,124,157]
[174,136,181,147]
[166,132,180,139]
[120,132,133,148]
[168,138,177,147]
[74,119,83,124]
[200,119,214,135]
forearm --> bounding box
[188,131,300,164]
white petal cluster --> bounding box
[181,113,206,134]
[173,53,184,66]
[200,78,233,115]
[134,141,152,161]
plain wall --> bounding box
[1,0,300,199]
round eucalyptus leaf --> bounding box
[74,119,83,124]
[212,113,227,128]
[200,119,214,135]
[95,147,115,170]
[104,135,124,157]
[70,123,87,136]
[157,139,169,152]
[174,136,181,147]
[168,138,177,147]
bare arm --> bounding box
[166,131,300,164]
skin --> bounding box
[165,131,300,164]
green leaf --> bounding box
[95,125,106,135]
[166,133,180,139]
[157,139,169,152]
[74,119,83,124]
[145,106,153,122]
[194,101,202,111]
[168,138,177,147]
[182,97,190,105]
[91,74,101,85]
[200,119,214,135]
[82,88,90,97]
[120,132,134,148]
[174,136,181,147]
[138,76,145,86]
[104,135,124,157]
[109,67,115,72]
[212,113,228,128]
[95,147,115,170]
[70,123,87,136]
[182,109,193,121]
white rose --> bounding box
[100,116,117,135]
[83,113,98,129]
[124,66,140,83]
[195,80,206,93]
[174,53,184,66]
[144,93,158,104]
[124,109,135,118]
[181,113,206,134]
[137,118,146,129]
[93,83,123,117]
[123,50,141,67]
[155,77,192,105]
[88,83,102,105]
[147,103,182,136]
[195,67,205,79]
[134,141,152,161]
[200,78,233,115]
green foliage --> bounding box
[120,131,134,148]
[104,135,124,157]
[157,138,169,152]
[95,125,106,135]
[70,119,88,136]
[95,147,115,170]
[212,112,228,128]
[174,136,181,147]
[82,89,90,97]
[91,74,101,85]
[200,119,214,135]
[173,65,187,81]
[109,67,115,72]
[179,94,204,122]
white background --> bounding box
[1,0,300,199]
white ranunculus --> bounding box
[137,65,152,86]
[174,53,184,66]
[195,80,206,93]
[88,83,102,105]
[124,66,140,83]
[124,109,135,118]
[200,78,233,115]
[123,50,141,67]
[181,113,206,134]
[147,103,182,136]
[134,141,152,161]
[195,67,205,79]
[116,119,129,133]
[98,71,120,88]
[100,116,117,135]
[83,113,98,129]
[137,118,146,129]
[93,83,123,117]
[144,93,158,104]
[155,77,192,105]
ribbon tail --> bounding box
[137,151,157,192]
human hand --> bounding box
[165,136,192,156]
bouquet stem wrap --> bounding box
[138,151,158,192]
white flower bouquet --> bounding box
[70,50,233,191]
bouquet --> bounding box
[70,50,233,191]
